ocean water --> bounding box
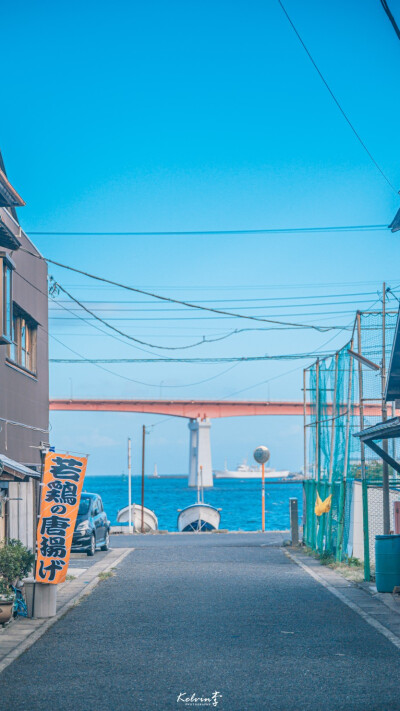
[84,475,303,532]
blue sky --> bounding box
[2,0,400,476]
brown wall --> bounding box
[0,225,48,468]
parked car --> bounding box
[72,493,111,556]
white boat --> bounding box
[177,466,221,532]
[177,503,221,532]
[117,503,158,532]
[214,460,291,480]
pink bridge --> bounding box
[49,399,382,418]
[49,399,385,487]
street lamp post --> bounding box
[253,446,270,533]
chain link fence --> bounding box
[303,308,399,579]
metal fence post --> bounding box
[316,358,321,484]
[336,342,354,561]
[303,368,307,480]
[381,282,390,534]
[290,498,299,545]
[357,312,370,581]
[303,368,308,543]
[311,480,317,549]
[327,353,339,552]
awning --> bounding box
[354,416,400,474]
[0,167,25,208]
[0,454,40,482]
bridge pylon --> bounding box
[188,418,213,488]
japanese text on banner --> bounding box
[35,452,87,584]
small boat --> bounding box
[177,466,221,532]
[117,503,158,532]
[177,503,221,532]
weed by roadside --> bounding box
[98,571,115,581]
[300,545,365,582]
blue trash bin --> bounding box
[375,534,400,593]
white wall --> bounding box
[8,480,35,550]
[349,480,400,564]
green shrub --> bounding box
[0,577,12,599]
[0,539,35,597]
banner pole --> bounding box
[262,462,265,532]
[128,437,132,534]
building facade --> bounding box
[0,150,48,549]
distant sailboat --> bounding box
[177,466,221,532]
[151,464,160,478]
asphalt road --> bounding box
[1,535,400,711]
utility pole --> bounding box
[141,425,146,533]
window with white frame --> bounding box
[0,253,14,344]
[7,307,37,374]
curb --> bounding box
[0,548,132,675]
[285,549,400,652]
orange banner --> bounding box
[35,452,88,584]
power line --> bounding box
[48,292,251,387]
[25,252,349,331]
[26,223,388,236]
[17,270,355,355]
[277,0,398,195]
[49,332,242,388]
[53,281,226,351]
[52,283,270,351]
[50,324,352,337]
[47,282,356,353]
[48,290,381,304]
[220,364,305,400]
[48,298,386,313]
[50,294,162,358]
[50,352,338,364]
[47,309,370,321]
[217,297,382,400]
[380,0,400,40]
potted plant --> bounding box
[0,539,35,624]
[0,576,14,624]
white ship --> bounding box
[214,461,291,480]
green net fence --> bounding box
[303,309,399,579]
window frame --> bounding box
[0,253,15,345]
[7,305,38,375]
